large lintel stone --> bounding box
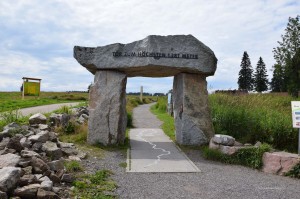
[88,70,127,145]
[173,73,214,145]
[74,35,217,77]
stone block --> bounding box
[88,70,127,145]
[173,73,214,145]
[262,152,300,175]
[212,134,235,146]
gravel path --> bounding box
[81,104,300,199]
[17,102,80,116]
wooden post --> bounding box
[22,79,25,100]
[140,86,143,103]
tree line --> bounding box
[238,15,300,97]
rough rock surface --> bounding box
[262,152,300,175]
[29,113,47,125]
[42,141,62,160]
[173,73,214,145]
[212,134,235,146]
[88,70,127,145]
[0,153,21,168]
[14,183,41,198]
[74,35,217,77]
[0,167,21,192]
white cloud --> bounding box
[0,0,299,92]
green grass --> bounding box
[209,93,300,152]
[72,170,117,199]
[202,143,272,169]
[0,91,88,112]
[150,97,175,141]
[64,160,83,173]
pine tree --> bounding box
[238,51,253,91]
[270,64,284,92]
[272,15,300,95]
[254,57,268,92]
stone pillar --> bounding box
[173,73,214,145]
[88,70,127,145]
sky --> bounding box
[0,0,299,94]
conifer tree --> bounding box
[238,51,253,91]
[272,15,300,96]
[254,57,268,92]
[270,64,284,92]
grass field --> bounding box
[151,94,299,153]
[0,92,88,112]
[209,93,299,152]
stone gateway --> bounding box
[74,34,217,146]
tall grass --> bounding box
[209,93,299,152]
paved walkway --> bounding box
[128,103,200,172]
[17,102,80,116]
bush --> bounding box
[202,143,272,169]
[285,163,300,178]
[127,112,133,128]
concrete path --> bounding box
[17,102,80,116]
[128,103,200,172]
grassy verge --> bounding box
[209,93,300,152]
[150,97,175,141]
[0,91,88,112]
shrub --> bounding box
[127,112,133,128]
[202,143,272,169]
[285,163,300,178]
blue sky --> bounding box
[0,0,299,94]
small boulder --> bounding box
[0,154,21,168]
[22,166,33,175]
[0,138,10,150]
[0,191,7,199]
[61,174,75,183]
[28,131,49,143]
[42,141,62,160]
[14,184,41,198]
[38,124,50,131]
[40,180,53,191]
[6,135,24,152]
[31,157,50,174]
[47,160,64,172]
[32,142,43,152]
[37,188,60,199]
[29,113,47,125]
[19,174,38,186]
[212,134,235,146]
[20,137,32,148]
[209,139,219,150]
[49,173,60,184]
[262,152,300,175]
[49,113,62,127]
[0,167,21,192]
[21,150,41,159]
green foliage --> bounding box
[285,163,300,178]
[209,93,299,152]
[72,170,116,199]
[0,92,88,112]
[270,64,285,92]
[63,121,77,134]
[55,105,73,114]
[127,112,133,128]
[151,97,175,141]
[0,109,29,131]
[154,97,167,112]
[254,57,268,92]
[238,51,254,91]
[272,15,300,96]
[64,160,83,173]
[119,162,127,168]
[202,143,272,169]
